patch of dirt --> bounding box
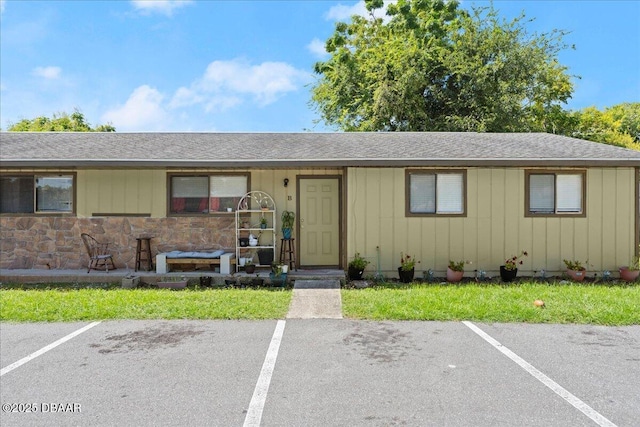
[343,323,416,363]
[90,323,204,354]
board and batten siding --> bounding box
[346,167,637,276]
[77,168,342,218]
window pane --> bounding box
[171,176,208,213]
[35,176,73,212]
[436,173,463,213]
[210,176,247,212]
[529,174,554,213]
[0,176,34,213]
[410,174,435,213]
[556,174,582,213]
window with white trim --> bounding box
[169,174,249,214]
[0,174,74,214]
[526,171,585,216]
[406,170,466,216]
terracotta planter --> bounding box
[397,267,414,283]
[499,266,518,282]
[446,267,464,283]
[619,267,640,282]
[566,269,586,282]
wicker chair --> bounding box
[81,233,116,273]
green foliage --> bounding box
[281,210,295,229]
[311,0,573,132]
[7,109,115,132]
[399,252,418,271]
[448,260,466,272]
[563,259,587,271]
[349,252,370,270]
[559,103,640,151]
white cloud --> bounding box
[131,0,192,16]
[307,38,328,58]
[101,85,169,131]
[32,66,61,80]
[326,1,395,21]
[170,58,310,111]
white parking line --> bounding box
[1,321,102,377]
[463,321,618,427]
[243,319,286,427]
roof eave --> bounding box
[1,158,639,168]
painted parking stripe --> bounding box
[463,321,617,427]
[243,319,286,427]
[1,321,101,377]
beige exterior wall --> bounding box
[346,167,637,277]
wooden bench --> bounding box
[166,257,236,271]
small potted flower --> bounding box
[619,245,639,282]
[500,250,528,282]
[244,256,256,274]
[398,252,419,283]
[260,217,268,229]
[348,252,370,281]
[563,259,587,282]
[447,260,466,283]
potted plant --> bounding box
[348,252,370,280]
[258,248,274,266]
[398,252,419,283]
[269,263,287,287]
[619,245,640,282]
[244,257,256,274]
[563,259,587,282]
[252,274,264,287]
[281,210,295,240]
[447,260,465,283]
[500,250,528,282]
[260,217,268,229]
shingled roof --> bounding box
[1,132,638,168]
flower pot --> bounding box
[446,267,464,283]
[348,266,364,281]
[244,264,256,274]
[282,228,292,240]
[252,278,264,287]
[260,223,267,229]
[566,268,586,282]
[500,266,518,282]
[199,276,212,287]
[269,272,287,287]
[398,267,415,283]
[619,267,640,282]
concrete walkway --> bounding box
[286,280,343,319]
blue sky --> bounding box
[1,0,638,132]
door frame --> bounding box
[296,175,344,268]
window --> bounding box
[526,171,585,216]
[169,173,249,214]
[0,174,74,214]
[406,170,466,216]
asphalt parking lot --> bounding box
[1,320,638,427]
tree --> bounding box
[7,110,115,132]
[311,0,573,132]
[561,103,640,150]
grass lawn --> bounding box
[342,282,640,325]
[0,286,292,322]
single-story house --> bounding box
[1,132,639,278]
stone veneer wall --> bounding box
[0,216,236,270]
